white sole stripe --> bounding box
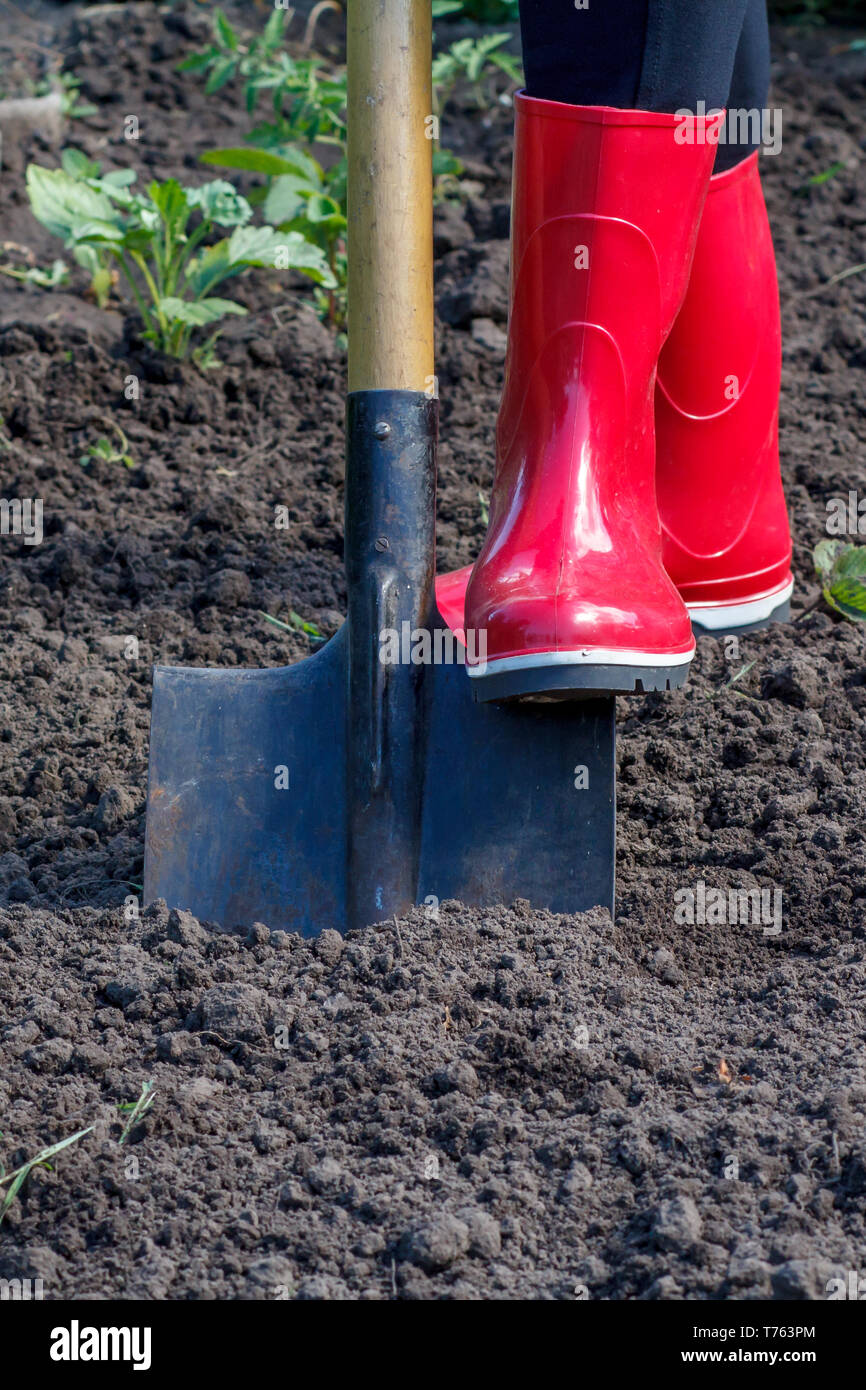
[687,578,794,630]
[466,646,695,676]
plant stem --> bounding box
[175,218,212,287]
[115,252,153,331]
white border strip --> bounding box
[466,646,695,677]
[687,578,794,630]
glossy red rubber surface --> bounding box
[655,152,793,608]
[461,95,717,673]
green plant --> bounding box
[813,540,866,622]
[203,143,346,326]
[706,660,759,702]
[428,34,520,194]
[180,8,347,150]
[0,69,96,117]
[26,161,334,360]
[795,160,847,197]
[259,609,325,643]
[0,1126,93,1227]
[117,1080,156,1145]
[190,11,520,327]
[808,161,846,186]
[58,71,98,119]
[433,0,520,20]
[0,255,68,289]
[432,33,522,122]
[59,149,116,306]
[79,421,135,470]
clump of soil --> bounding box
[0,1,865,1299]
[1,897,864,1300]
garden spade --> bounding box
[143,0,615,935]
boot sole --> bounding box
[467,651,693,703]
[687,578,794,636]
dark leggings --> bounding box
[518,0,771,172]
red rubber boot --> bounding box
[458,95,718,701]
[655,151,793,633]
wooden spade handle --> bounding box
[346,0,434,392]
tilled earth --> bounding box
[0,2,865,1299]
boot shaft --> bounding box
[656,151,792,607]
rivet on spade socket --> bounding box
[373,421,391,440]
[374,536,390,552]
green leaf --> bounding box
[73,243,99,271]
[183,241,233,298]
[186,179,252,228]
[262,144,323,185]
[824,580,866,621]
[186,226,334,294]
[260,609,324,641]
[99,168,138,190]
[118,225,154,254]
[263,173,316,225]
[147,178,189,237]
[467,34,508,82]
[808,161,845,186]
[159,296,248,326]
[69,218,125,246]
[177,49,218,74]
[834,546,866,580]
[814,540,866,623]
[433,148,463,177]
[200,146,316,178]
[262,7,286,51]
[0,256,69,289]
[226,225,335,284]
[26,164,120,243]
[204,55,237,95]
[825,545,866,621]
[305,194,344,227]
[214,9,238,51]
[813,538,846,582]
[0,1126,93,1228]
[61,147,102,180]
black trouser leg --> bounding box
[518,0,651,108]
[519,0,771,171]
[720,0,772,171]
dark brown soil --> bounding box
[1,1,865,1301]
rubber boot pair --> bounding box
[436,93,793,700]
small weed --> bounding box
[0,253,68,290]
[180,8,346,148]
[79,422,136,470]
[259,608,326,643]
[0,1126,93,1227]
[58,72,98,120]
[117,1081,156,1145]
[432,34,522,124]
[707,660,759,702]
[796,160,846,195]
